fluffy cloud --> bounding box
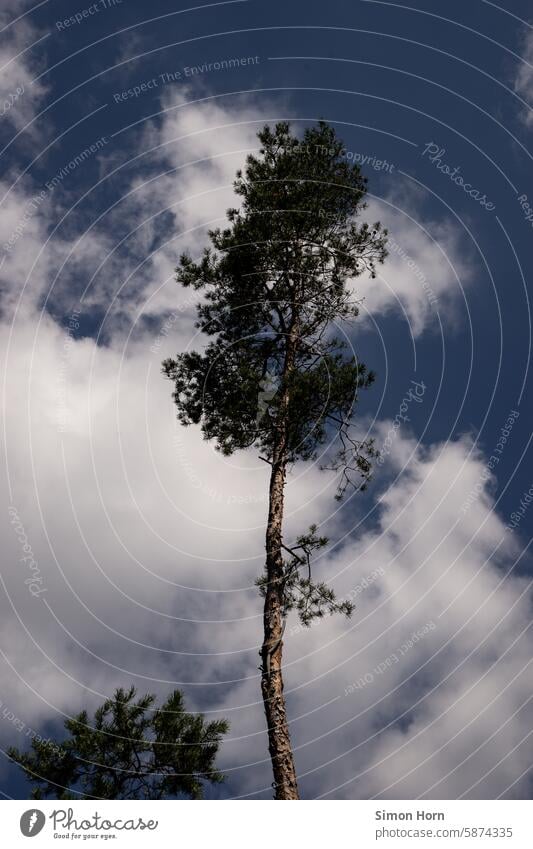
[80,90,267,326]
[514,29,533,128]
[2,293,532,799]
[0,176,117,328]
[281,429,533,799]
[0,6,48,138]
[0,300,331,754]
[61,88,471,339]
[357,199,472,337]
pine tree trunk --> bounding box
[260,454,299,799]
[260,318,299,800]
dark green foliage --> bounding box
[163,121,386,462]
[163,121,387,626]
[9,687,228,800]
[256,524,355,625]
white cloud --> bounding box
[0,83,471,340]
[87,90,267,327]
[0,10,48,138]
[113,89,471,339]
[356,199,472,337]
[2,295,532,798]
[280,430,533,799]
[514,29,533,128]
[0,301,331,729]
[0,177,117,328]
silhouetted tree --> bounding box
[9,687,228,799]
[163,121,387,798]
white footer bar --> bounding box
[3,799,532,848]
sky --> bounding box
[0,0,532,800]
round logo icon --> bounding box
[20,809,46,837]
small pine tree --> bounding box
[9,687,228,799]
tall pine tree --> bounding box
[164,121,387,798]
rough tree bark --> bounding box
[260,455,299,799]
[260,320,300,800]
